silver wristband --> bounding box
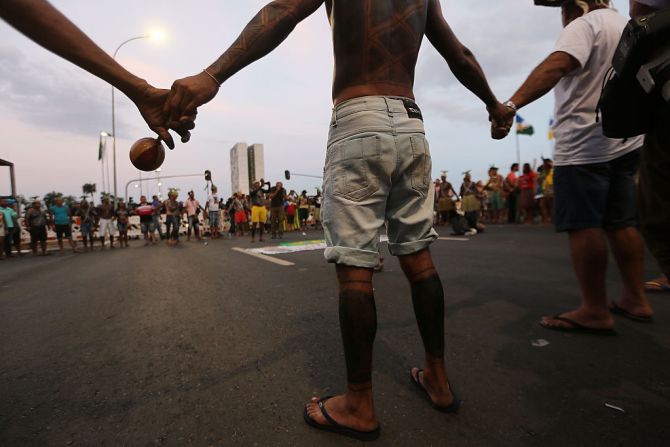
[503,100,517,112]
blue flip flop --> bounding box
[303,396,381,442]
[644,279,670,293]
[410,369,461,413]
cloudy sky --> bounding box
[0,0,630,203]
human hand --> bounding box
[129,82,193,150]
[487,102,515,140]
[164,71,220,139]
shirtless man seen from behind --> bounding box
[165,0,509,441]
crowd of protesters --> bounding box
[433,158,555,236]
[0,179,326,257]
[222,180,321,242]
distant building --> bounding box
[247,144,265,187]
[230,143,265,195]
[230,143,249,194]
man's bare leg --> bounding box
[399,248,455,408]
[607,227,654,317]
[541,229,614,329]
[305,265,378,432]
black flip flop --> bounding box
[540,315,617,336]
[410,369,461,413]
[609,302,654,323]
[303,396,381,442]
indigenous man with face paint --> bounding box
[164,0,509,440]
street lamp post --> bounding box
[100,131,113,198]
[111,31,164,205]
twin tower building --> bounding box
[230,143,265,196]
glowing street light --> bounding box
[110,30,166,204]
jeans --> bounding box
[153,215,164,238]
[165,215,180,240]
[188,215,200,233]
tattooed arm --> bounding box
[165,0,325,126]
[0,0,183,147]
[425,0,509,139]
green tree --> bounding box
[43,191,63,208]
[63,195,78,206]
[82,183,96,201]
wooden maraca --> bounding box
[129,137,165,171]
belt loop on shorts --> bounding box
[383,97,394,117]
[383,97,397,136]
[331,107,338,127]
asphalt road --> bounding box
[1,226,669,446]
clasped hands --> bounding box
[487,102,516,141]
[131,71,221,149]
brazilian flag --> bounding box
[98,135,104,160]
[516,115,534,136]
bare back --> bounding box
[325,0,428,104]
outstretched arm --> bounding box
[0,0,185,147]
[425,0,507,138]
[165,0,325,125]
[509,52,578,110]
[496,52,579,131]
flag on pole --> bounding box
[548,117,555,140]
[516,115,534,136]
[98,135,104,161]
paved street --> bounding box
[1,226,669,446]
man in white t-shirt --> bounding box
[497,0,654,333]
[205,185,221,239]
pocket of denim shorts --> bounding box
[409,135,431,193]
[330,135,380,202]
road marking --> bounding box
[438,237,470,242]
[231,247,295,266]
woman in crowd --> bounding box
[519,163,538,224]
[164,190,181,246]
[540,158,554,225]
[485,166,505,224]
[115,201,130,248]
[77,199,97,251]
[460,171,480,230]
[298,190,310,234]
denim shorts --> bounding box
[209,211,220,227]
[554,149,640,232]
[80,222,93,236]
[322,96,438,268]
[140,221,155,233]
[188,215,200,228]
